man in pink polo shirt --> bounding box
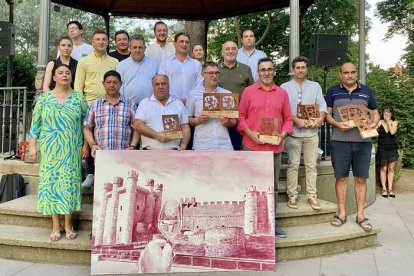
[238,57,293,238]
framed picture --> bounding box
[91,151,276,275]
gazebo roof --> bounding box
[51,0,316,20]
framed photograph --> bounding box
[91,151,276,275]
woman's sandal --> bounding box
[65,227,77,240]
[356,217,372,232]
[388,190,396,198]
[331,215,347,227]
[50,228,61,241]
[381,190,389,198]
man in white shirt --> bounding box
[237,29,267,82]
[187,61,236,150]
[145,21,175,63]
[281,56,327,210]
[158,32,203,104]
[134,74,190,150]
[65,21,94,61]
[117,35,159,105]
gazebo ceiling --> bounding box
[51,0,316,20]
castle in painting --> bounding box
[93,170,274,261]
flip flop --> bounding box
[331,215,347,227]
[388,190,396,198]
[381,190,388,198]
[356,217,372,232]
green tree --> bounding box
[0,53,37,90]
[207,0,362,84]
[376,0,414,72]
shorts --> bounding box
[330,141,372,178]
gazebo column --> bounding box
[358,0,366,83]
[35,0,51,93]
[289,0,300,74]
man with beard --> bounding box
[145,21,175,63]
[218,40,254,150]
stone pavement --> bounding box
[1,192,413,276]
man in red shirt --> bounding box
[238,57,294,237]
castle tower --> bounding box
[103,177,123,245]
[144,179,156,227]
[244,185,258,235]
[95,182,113,246]
[154,183,164,226]
[117,170,139,244]
[266,187,275,234]
[146,178,154,192]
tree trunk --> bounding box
[184,20,206,57]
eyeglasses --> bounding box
[203,71,220,76]
[258,68,274,74]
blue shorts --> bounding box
[330,141,372,178]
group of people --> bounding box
[28,20,399,242]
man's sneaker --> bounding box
[82,174,94,188]
[287,197,298,209]
[308,197,321,210]
[275,224,287,238]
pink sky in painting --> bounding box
[93,151,274,208]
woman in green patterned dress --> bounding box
[28,64,89,241]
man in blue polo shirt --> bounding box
[325,62,379,232]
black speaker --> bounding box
[0,21,15,56]
[309,34,348,67]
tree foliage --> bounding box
[0,53,37,90]
[207,0,361,84]
[376,0,414,72]
[367,65,414,167]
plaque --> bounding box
[259,117,279,145]
[355,115,378,139]
[202,92,239,118]
[297,104,320,127]
[162,114,182,139]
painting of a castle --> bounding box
[91,150,275,275]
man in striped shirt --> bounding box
[83,70,139,187]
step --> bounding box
[0,224,91,265]
[0,158,40,176]
[276,196,337,227]
[276,220,380,261]
[277,180,302,202]
[0,195,92,230]
[82,187,94,204]
[0,172,39,196]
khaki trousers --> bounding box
[286,134,319,199]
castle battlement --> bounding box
[191,200,244,207]
[246,185,257,192]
